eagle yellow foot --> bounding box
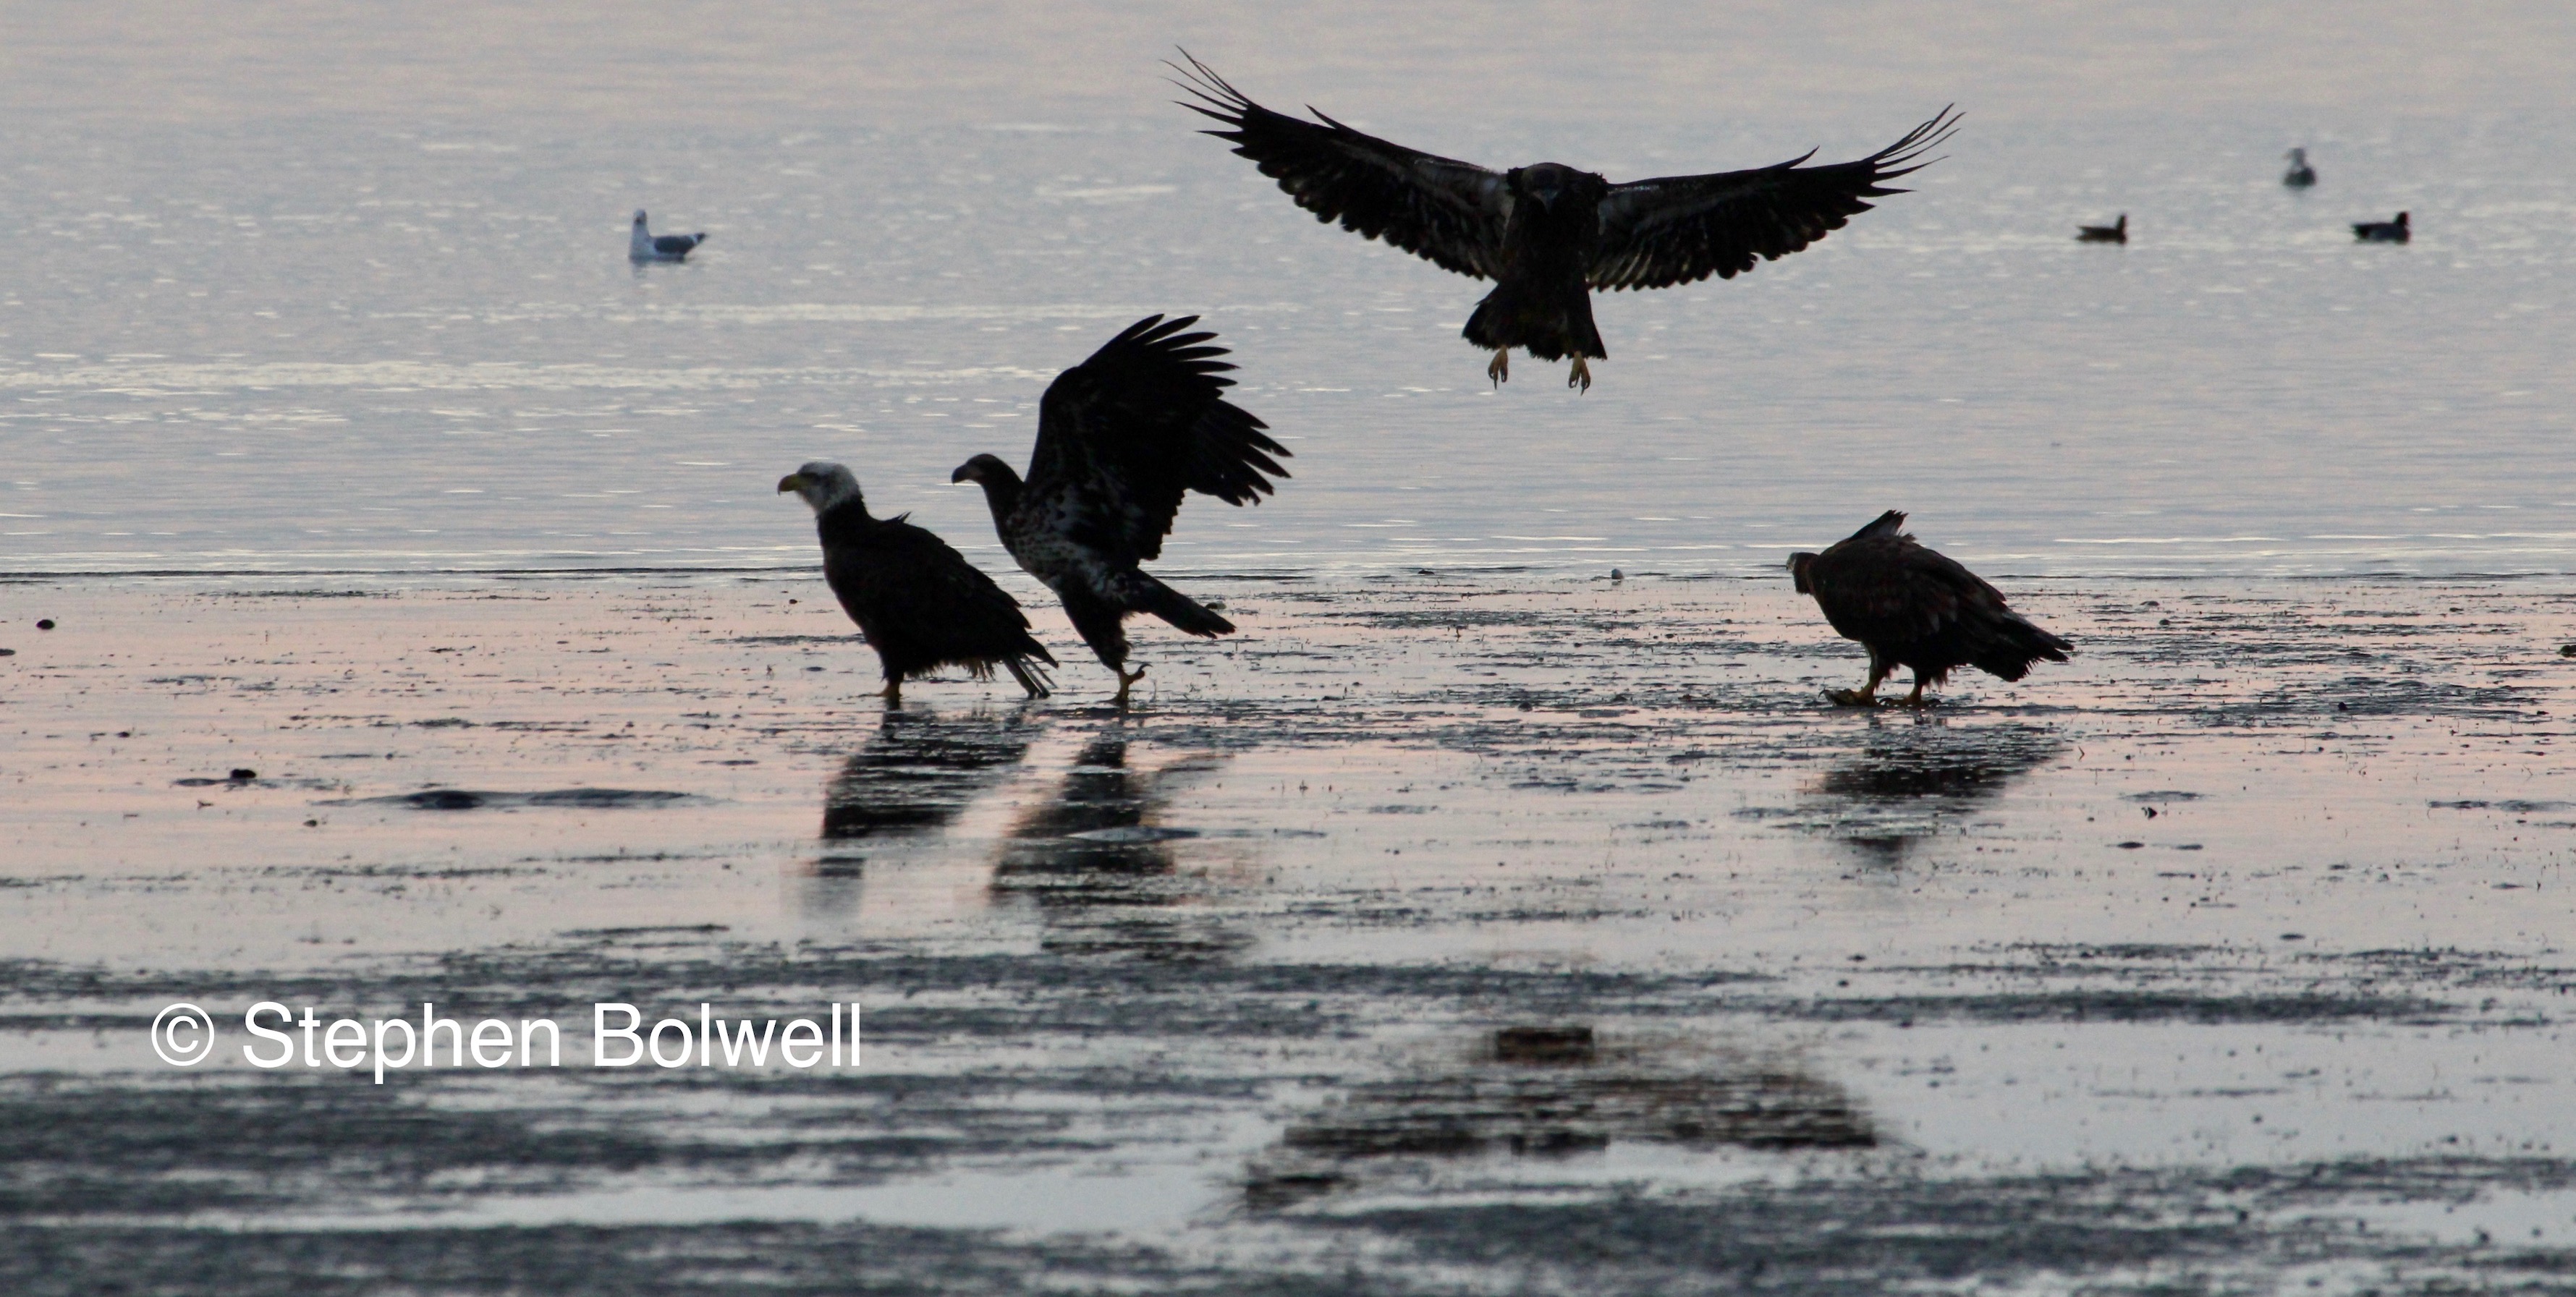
[1486,348,1509,387]
[1901,683,1933,708]
[1113,665,1147,707]
[1826,686,1878,707]
[1568,356,1593,393]
[878,681,903,706]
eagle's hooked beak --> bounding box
[948,462,978,485]
[776,473,807,494]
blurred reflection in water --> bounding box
[991,735,1244,961]
[1802,719,2065,864]
[1246,1026,1873,1209]
[820,707,1043,843]
[795,707,1041,912]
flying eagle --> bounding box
[1172,54,1956,391]
[952,315,1288,705]
[779,462,1055,705]
[1789,511,2072,707]
[630,211,709,262]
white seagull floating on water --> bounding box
[630,210,709,262]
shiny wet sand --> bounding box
[4,569,2572,1292]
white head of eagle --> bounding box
[778,461,864,514]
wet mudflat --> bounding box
[4,568,2575,1295]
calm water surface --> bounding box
[2,1,2570,577]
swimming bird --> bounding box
[2077,214,2127,243]
[2283,148,2317,188]
[952,315,1288,705]
[779,462,1055,705]
[1789,511,2072,707]
[2352,211,2410,242]
[1171,52,1956,393]
[630,211,710,261]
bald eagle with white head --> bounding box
[779,462,1054,706]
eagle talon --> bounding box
[1568,357,1593,393]
[1826,687,1878,707]
[1114,665,1147,707]
[1487,348,1509,387]
[878,681,903,707]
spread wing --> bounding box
[1589,108,1957,292]
[1024,315,1291,564]
[823,514,1055,665]
[1171,51,1512,281]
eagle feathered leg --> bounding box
[1567,356,1593,394]
[1829,661,1891,707]
[1114,664,1146,707]
[1486,348,1509,388]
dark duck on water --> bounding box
[2352,211,2410,242]
[1789,511,2072,707]
[1172,51,1955,393]
[2077,214,2127,243]
[779,462,1056,706]
[952,315,1289,706]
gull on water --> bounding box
[630,211,709,262]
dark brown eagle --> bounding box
[1789,511,2072,707]
[779,461,1055,705]
[1172,53,1957,391]
[952,315,1289,705]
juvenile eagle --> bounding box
[1173,54,1956,391]
[779,462,1055,705]
[1789,511,2072,707]
[952,315,1288,705]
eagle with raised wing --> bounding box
[952,315,1289,705]
[1173,53,1955,392]
[1789,511,2072,707]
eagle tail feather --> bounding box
[1972,614,2073,681]
[1125,573,1234,638]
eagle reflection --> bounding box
[1246,1026,1874,1210]
[990,736,1243,960]
[1805,720,2063,864]
[813,707,1041,850]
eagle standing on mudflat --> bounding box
[1172,53,1957,392]
[952,315,1289,705]
[1789,511,2072,707]
[779,462,1055,706]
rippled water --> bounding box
[3,2,2570,576]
